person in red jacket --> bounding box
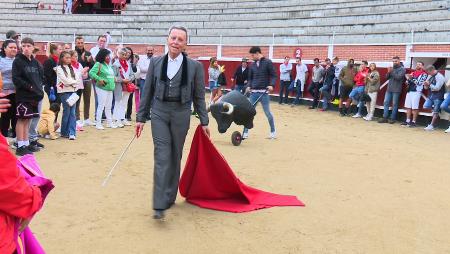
[0,93,43,254]
[349,61,369,118]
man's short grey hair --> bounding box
[426,65,436,72]
[168,25,188,41]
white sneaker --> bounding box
[76,120,83,126]
[115,120,124,128]
[269,132,277,139]
[84,119,95,126]
[352,113,362,118]
[44,135,51,139]
[242,132,249,139]
[56,127,61,133]
[69,135,76,140]
[424,124,435,131]
[122,119,132,126]
[107,122,118,129]
[445,126,450,133]
[96,124,105,130]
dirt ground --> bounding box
[29,95,450,254]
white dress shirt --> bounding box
[167,53,183,80]
[137,56,152,80]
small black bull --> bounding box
[209,90,256,133]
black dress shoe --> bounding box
[153,210,165,220]
[16,146,33,156]
[30,140,45,148]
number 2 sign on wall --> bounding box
[294,48,302,58]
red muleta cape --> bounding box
[179,126,305,213]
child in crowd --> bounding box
[56,51,80,140]
[70,50,89,130]
[38,103,60,139]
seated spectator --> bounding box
[423,65,446,131]
[350,61,369,118]
[38,103,60,139]
[439,79,450,133]
[318,58,335,111]
[338,59,355,116]
[401,62,427,127]
[363,63,380,121]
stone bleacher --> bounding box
[0,0,449,44]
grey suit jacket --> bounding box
[136,54,209,126]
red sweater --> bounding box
[354,67,370,86]
[0,135,42,254]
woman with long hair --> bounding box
[0,40,19,138]
[208,57,221,104]
[125,47,140,121]
[363,63,380,121]
[56,51,80,140]
[112,47,135,127]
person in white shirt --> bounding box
[112,48,135,127]
[279,56,292,104]
[90,35,112,60]
[293,57,308,105]
[331,57,344,104]
[137,45,154,97]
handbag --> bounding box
[122,82,137,93]
[66,93,79,107]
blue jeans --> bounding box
[139,78,146,99]
[440,93,450,114]
[349,86,365,115]
[235,84,245,94]
[209,81,218,90]
[60,92,77,137]
[29,99,43,141]
[383,91,400,120]
[293,79,303,104]
[319,84,332,109]
[424,98,443,113]
[243,92,275,134]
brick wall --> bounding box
[185,45,217,59]
[334,45,406,61]
[273,45,328,60]
[222,46,270,58]
[411,44,450,52]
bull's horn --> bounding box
[222,102,234,115]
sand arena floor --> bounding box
[29,96,450,254]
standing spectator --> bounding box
[75,36,94,126]
[440,79,450,133]
[90,35,112,60]
[5,30,21,50]
[43,43,62,104]
[423,65,446,131]
[212,65,226,103]
[89,49,116,130]
[279,56,292,104]
[12,37,44,156]
[378,56,406,124]
[350,61,369,118]
[63,43,72,51]
[363,63,380,121]
[70,50,89,129]
[64,0,73,14]
[125,47,140,121]
[331,57,343,104]
[208,57,221,104]
[292,57,308,105]
[112,48,134,128]
[308,58,324,109]
[231,57,249,94]
[0,40,18,138]
[137,45,154,96]
[243,46,277,139]
[318,58,335,111]
[401,62,427,127]
[56,51,80,140]
[338,59,355,116]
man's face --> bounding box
[393,59,400,67]
[284,57,290,64]
[416,63,424,70]
[22,43,33,57]
[314,60,320,66]
[250,53,259,61]
[75,39,84,50]
[64,44,71,51]
[332,59,338,65]
[146,47,154,58]
[241,61,247,68]
[98,37,107,48]
[325,60,331,66]
[426,69,435,76]
[167,29,187,57]
[361,63,367,69]
[296,59,302,65]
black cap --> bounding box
[6,30,19,39]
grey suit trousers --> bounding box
[151,99,191,210]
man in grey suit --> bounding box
[135,26,210,220]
